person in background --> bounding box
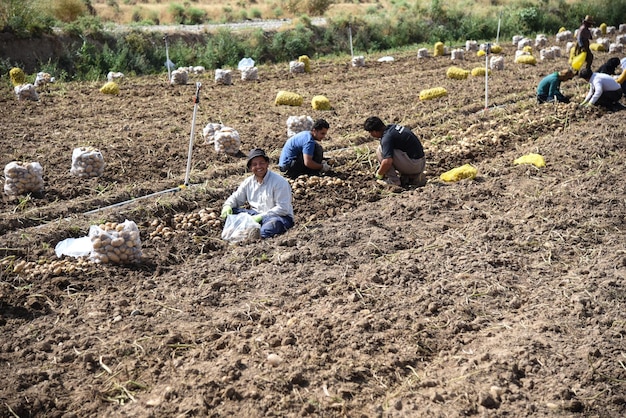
[615,57,626,95]
[278,119,331,178]
[221,148,294,239]
[575,15,594,71]
[363,116,426,188]
[579,68,624,110]
[597,57,621,75]
[536,69,575,103]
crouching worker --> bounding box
[579,68,624,110]
[363,116,426,188]
[278,118,331,178]
[221,148,294,239]
[536,69,574,103]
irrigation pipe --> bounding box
[82,185,188,215]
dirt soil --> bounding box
[1,39,625,418]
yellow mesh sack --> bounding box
[275,90,303,106]
[446,66,470,80]
[440,164,477,182]
[477,50,486,57]
[419,87,448,100]
[514,153,545,168]
[590,43,606,52]
[311,95,331,110]
[515,55,537,65]
[100,81,120,95]
[298,55,311,73]
[433,42,445,57]
[471,67,491,76]
[9,67,26,86]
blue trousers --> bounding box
[232,208,294,238]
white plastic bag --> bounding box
[55,236,93,258]
[221,213,261,243]
[238,57,255,70]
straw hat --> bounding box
[583,15,595,25]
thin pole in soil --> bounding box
[82,186,185,215]
[348,25,354,60]
[496,11,502,45]
[184,82,202,187]
[484,43,490,110]
[164,35,172,83]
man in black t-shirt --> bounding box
[364,116,426,187]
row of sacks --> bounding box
[3,148,105,196]
[169,66,259,85]
[201,115,318,156]
[274,91,332,110]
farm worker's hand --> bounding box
[252,214,263,223]
[220,206,233,218]
[321,161,331,172]
[375,172,384,180]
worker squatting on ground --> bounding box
[536,69,575,103]
[579,68,624,110]
[278,119,331,178]
[363,116,427,188]
[221,148,294,239]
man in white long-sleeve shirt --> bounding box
[221,149,294,238]
[579,68,623,109]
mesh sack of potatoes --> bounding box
[215,69,233,85]
[9,67,26,86]
[417,48,429,58]
[275,90,303,106]
[100,81,119,95]
[170,68,188,85]
[70,147,105,178]
[202,122,224,144]
[419,87,448,100]
[34,72,55,87]
[298,55,311,73]
[4,161,44,196]
[470,67,491,77]
[14,84,39,101]
[433,42,445,57]
[214,126,241,155]
[446,66,470,80]
[490,56,505,70]
[286,115,313,137]
[107,71,124,82]
[241,66,259,81]
[311,95,331,110]
[352,56,365,67]
[89,220,142,264]
[289,61,306,74]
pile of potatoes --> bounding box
[9,257,92,278]
[89,220,142,264]
[148,220,176,241]
[70,147,105,178]
[173,208,221,230]
[289,175,346,198]
[3,161,44,196]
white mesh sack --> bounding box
[286,115,313,138]
[214,126,241,155]
[70,147,105,178]
[89,220,142,264]
[4,161,44,196]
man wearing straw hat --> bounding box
[221,148,294,239]
[576,15,595,71]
